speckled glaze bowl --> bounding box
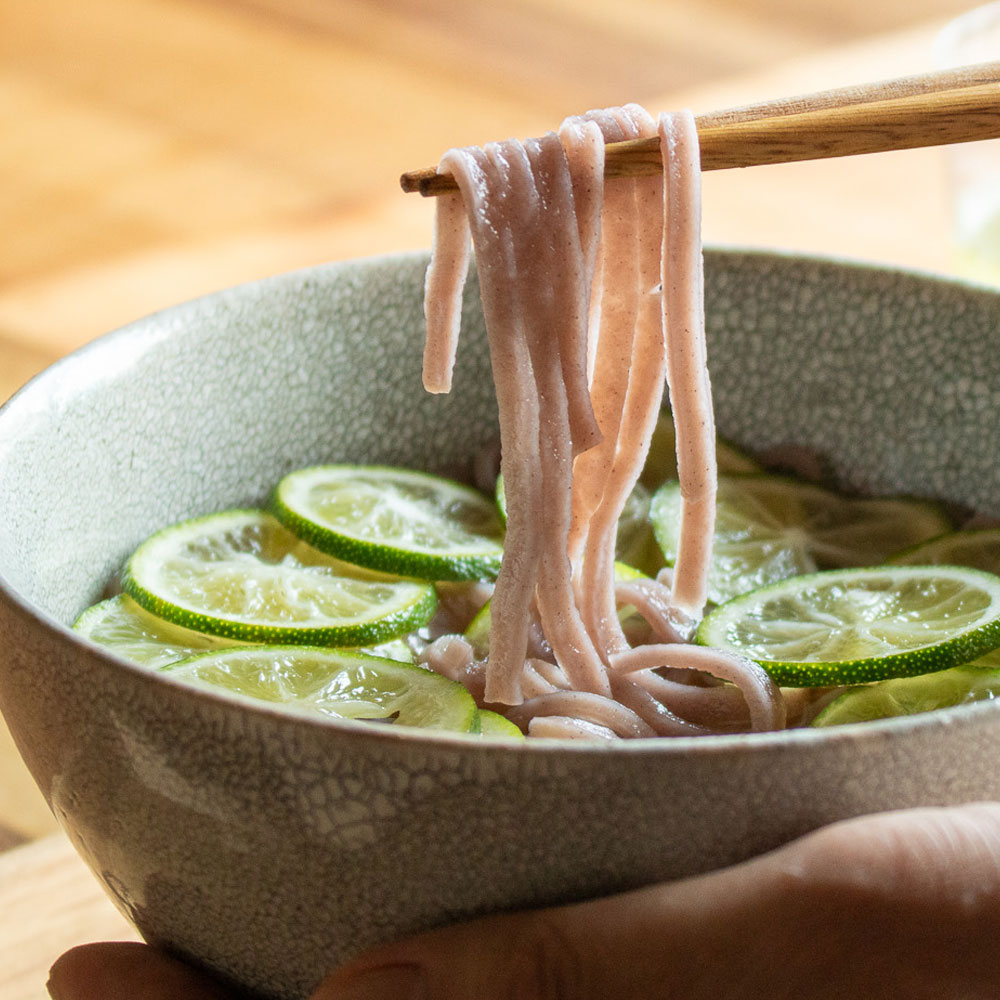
[3,250,1000,999]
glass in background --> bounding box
[935,3,1000,283]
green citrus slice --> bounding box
[163,646,477,732]
[470,709,525,739]
[273,466,504,582]
[75,594,416,668]
[812,650,1000,727]
[652,475,951,605]
[73,594,238,668]
[639,410,761,491]
[358,638,416,664]
[494,474,506,520]
[464,600,493,660]
[696,565,1000,687]
[888,527,1000,573]
[122,509,437,646]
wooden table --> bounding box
[0,1,987,996]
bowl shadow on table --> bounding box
[1,250,1000,999]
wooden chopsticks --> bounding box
[400,62,1000,197]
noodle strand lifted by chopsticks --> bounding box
[576,106,667,658]
[420,105,783,737]
[422,192,470,395]
[435,145,543,704]
[660,111,718,627]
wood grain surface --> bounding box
[0,1,990,997]
[0,0,971,400]
[0,838,138,1000]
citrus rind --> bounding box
[812,656,1000,727]
[697,564,1000,687]
[122,509,437,647]
[274,465,504,582]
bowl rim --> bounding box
[4,246,1000,755]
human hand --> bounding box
[47,802,1000,1000]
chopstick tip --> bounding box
[401,168,460,196]
[399,171,422,194]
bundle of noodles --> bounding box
[420,105,785,738]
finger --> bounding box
[48,942,235,1000]
[783,800,1000,907]
[313,803,1000,1000]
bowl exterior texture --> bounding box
[3,251,1000,998]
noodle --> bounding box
[422,192,471,395]
[511,135,611,698]
[660,111,718,626]
[527,717,619,740]
[422,105,780,739]
[613,577,688,644]
[436,146,543,704]
[610,644,786,732]
[574,106,665,660]
[505,691,658,738]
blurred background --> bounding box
[0,0,992,991]
[0,0,980,410]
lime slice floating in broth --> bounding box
[652,475,951,605]
[274,466,504,582]
[494,474,507,521]
[122,509,437,647]
[73,594,239,668]
[164,646,477,732]
[471,710,525,739]
[360,637,416,664]
[812,651,1000,727]
[697,565,1000,687]
[888,527,1000,573]
[464,600,493,660]
[75,593,417,669]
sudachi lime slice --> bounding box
[274,466,504,582]
[888,527,1000,574]
[652,475,951,605]
[73,594,238,668]
[163,646,477,732]
[464,600,493,659]
[470,709,525,739]
[74,594,416,667]
[812,650,1000,727]
[494,474,507,520]
[122,509,437,646]
[358,638,416,664]
[697,565,1000,687]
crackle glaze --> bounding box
[3,251,1000,999]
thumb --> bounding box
[310,857,775,1000]
[314,803,1000,1000]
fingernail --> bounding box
[330,963,427,1000]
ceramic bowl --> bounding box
[3,250,1000,999]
